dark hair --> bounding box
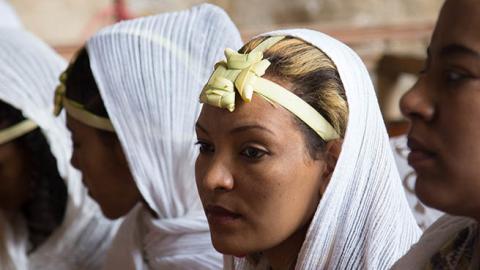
[64,47,118,143]
[0,100,68,252]
[240,37,349,159]
[65,47,109,118]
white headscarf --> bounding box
[228,29,421,270]
[0,0,22,28]
[0,28,118,270]
[85,4,242,269]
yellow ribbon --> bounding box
[53,70,115,132]
[199,36,340,141]
[0,119,38,145]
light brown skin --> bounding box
[400,0,480,221]
[67,115,142,219]
[0,141,31,213]
[195,84,341,269]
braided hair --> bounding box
[0,100,67,252]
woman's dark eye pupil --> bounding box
[200,144,210,152]
[247,148,259,157]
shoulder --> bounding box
[391,215,477,270]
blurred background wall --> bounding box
[5,0,443,130]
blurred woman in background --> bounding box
[393,0,480,268]
[55,4,242,269]
[0,28,116,270]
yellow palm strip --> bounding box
[0,119,38,145]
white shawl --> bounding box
[0,28,118,270]
[392,214,477,269]
[86,4,242,269]
[229,29,421,270]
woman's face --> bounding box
[400,0,480,217]
[0,141,31,211]
[195,90,332,256]
[67,116,141,219]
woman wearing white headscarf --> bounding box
[54,4,242,269]
[0,28,117,270]
[392,0,480,269]
[195,29,421,269]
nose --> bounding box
[400,76,435,122]
[197,156,234,192]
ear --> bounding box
[319,139,343,195]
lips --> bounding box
[205,204,241,226]
[407,137,436,169]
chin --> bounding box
[415,176,460,215]
[415,176,442,209]
[99,205,125,220]
[211,235,250,257]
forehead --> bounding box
[66,114,96,138]
[198,93,298,135]
[432,0,480,51]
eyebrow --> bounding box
[195,122,208,135]
[229,124,275,136]
[195,122,275,136]
[439,44,480,58]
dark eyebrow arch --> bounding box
[195,122,209,135]
[195,122,276,136]
[440,44,480,58]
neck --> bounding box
[263,222,310,270]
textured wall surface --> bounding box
[8,0,442,45]
[6,0,442,121]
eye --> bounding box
[444,69,471,84]
[195,140,214,154]
[240,146,267,160]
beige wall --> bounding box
[8,0,442,45]
[7,0,443,122]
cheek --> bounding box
[234,157,322,249]
[419,90,480,214]
[437,93,480,179]
[194,156,205,192]
[75,142,113,190]
[0,158,31,210]
[248,166,320,225]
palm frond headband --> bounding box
[0,119,38,145]
[53,69,115,132]
[199,36,339,141]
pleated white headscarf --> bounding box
[0,0,22,28]
[85,4,242,269]
[0,28,118,270]
[227,29,421,270]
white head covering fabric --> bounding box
[85,4,242,269]
[0,0,22,28]
[390,135,443,230]
[227,29,421,270]
[0,28,118,270]
[392,214,477,269]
